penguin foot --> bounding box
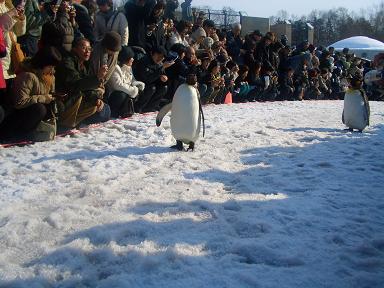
[187,142,195,152]
[170,140,184,151]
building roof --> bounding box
[329,36,384,50]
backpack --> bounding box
[31,102,58,142]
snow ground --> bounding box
[0,100,383,288]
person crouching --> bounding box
[0,46,61,140]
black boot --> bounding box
[187,142,195,151]
[171,140,183,151]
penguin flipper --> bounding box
[156,103,172,127]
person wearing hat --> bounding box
[342,74,370,132]
[107,46,145,118]
[55,37,111,128]
[0,46,61,139]
[133,45,170,113]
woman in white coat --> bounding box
[342,74,370,132]
[107,46,145,118]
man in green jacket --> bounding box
[55,37,110,128]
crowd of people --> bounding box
[0,0,381,143]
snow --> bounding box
[0,100,384,288]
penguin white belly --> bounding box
[170,84,200,143]
[343,90,368,130]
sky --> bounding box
[191,0,382,18]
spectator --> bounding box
[0,46,61,139]
[94,0,129,46]
[40,0,77,54]
[0,25,6,125]
[0,0,26,85]
[125,0,156,47]
[202,19,215,38]
[107,46,145,118]
[72,0,95,44]
[55,37,110,128]
[165,43,188,99]
[254,33,274,73]
[189,26,205,51]
[133,45,169,112]
[226,23,245,64]
[19,0,50,56]
[167,19,189,49]
[279,67,295,100]
[144,1,166,52]
[180,0,192,22]
[164,0,178,21]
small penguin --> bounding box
[342,74,370,132]
[156,70,205,151]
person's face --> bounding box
[265,39,272,46]
[152,52,164,64]
[233,27,241,36]
[204,26,214,36]
[125,58,134,66]
[201,59,210,69]
[212,65,220,74]
[42,65,55,75]
[153,8,164,18]
[186,48,195,59]
[73,40,92,61]
[98,3,110,12]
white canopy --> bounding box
[328,36,384,59]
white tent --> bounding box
[328,36,384,59]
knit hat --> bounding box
[102,31,122,52]
[191,27,206,42]
[202,37,214,49]
[118,46,135,63]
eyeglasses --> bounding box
[81,46,92,52]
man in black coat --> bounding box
[133,46,170,113]
[125,0,156,48]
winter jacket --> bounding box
[133,54,164,85]
[89,42,118,84]
[55,52,102,108]
[74,3,95,44]
[94,10,128,46]
[0,2,26,79]
[107,64,144,98]
[40,11,75,53]
[11,68,54,109]
[125,0,155,48]
[23,0,50,38]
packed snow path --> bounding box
[0,101,383,288]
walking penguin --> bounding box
[342,73,370,132]
[156,68,205,151]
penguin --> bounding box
[156,70,205,151]
[342,74,370,132]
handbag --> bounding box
[9,31,25,74]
